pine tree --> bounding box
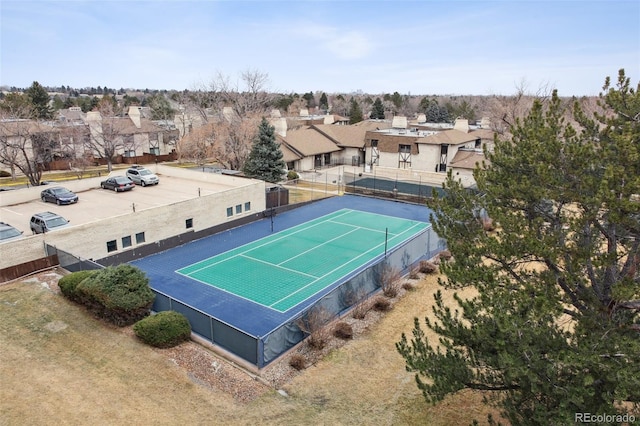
[243,117,286,183]
[397,70,640,424]
[370,98,385,119]
[25,81,53,120]
[319,93,329,112]
[348,98,363,124]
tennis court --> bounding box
[176,209,429,312]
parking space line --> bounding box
[1,208,23,215]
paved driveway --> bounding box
[0,175,237,235]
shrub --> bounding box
[351,299,370,320]
[379,264,401,298]
[372,296,391,312]
[133,311,191,348]
[296,307,332,351]
[438,250,452,262]
[419,260,438,274]
[333,321,353,339]
[289,354,306,370]
[408,265,420,280]
[287,170,299,181]
[402,281,415,291]
[0,170,11,178]
[77,264,155,326]
[58,270,97,302]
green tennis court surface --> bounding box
[176,209,428,312]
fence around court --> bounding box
[287,168,446,204]
[261,224,445,365]
[46,244,105,272]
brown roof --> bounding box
[277,126,342,157]
[312,121,384,148]
[278,141,303,163]
[449,149,486,170]
[417,129,481,145]
[0,119,58,137]
[101,117,164,135]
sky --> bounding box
[1,0,639,96]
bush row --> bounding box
[60,266,190,348]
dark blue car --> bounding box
[40,187,79,205]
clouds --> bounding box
[0,0,638,95]
[291,22,373,60]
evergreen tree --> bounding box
[319,92,329,112]
[25,81,53,119]
[243,117,286,183]
[348,98,363,124]
[302,92,316,108]
[390,91,403,110]
[370,97,385,119]
[147,93,176,120]
[397,70,640,424]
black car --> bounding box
[41,187,79,205]
[100,176,135,192]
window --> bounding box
[244,202,251,211]
[122,236,132,248]
[399,144,411,153]
[226,207,233,217]
[236,204,242,214]
[124,150,136,158]
[135,232,145,244]
[371,139,378,147]
[107,240,117,252]
[149,147,160,155]
[186,218,193,229]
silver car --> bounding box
[29,212,70,234]
[126,166,159,186]
[0,221,23,242]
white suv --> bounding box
[126,165,159,187]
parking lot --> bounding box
[0,174,239,235]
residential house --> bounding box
[276,125,343,170]
[363,117,493,185]
[274,117,390,172]
[86,106,178,159]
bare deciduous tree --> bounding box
[485,79,552,136]
[84,101,138,172]
[209,113,259,170]
[177,122,215,165]
[0,117,53,185]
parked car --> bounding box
[29,212,70,234]
[41,186,79,205]
[126,166,159,186]
[0,221,23,242]
[100,176,135,192]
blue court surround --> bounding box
[131,195,436,364]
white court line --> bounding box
[269,221,426,308]
[276,226,361,266]
[180,209,354,276]
[327,219,399,235]
[238,254,319,279]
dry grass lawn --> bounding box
[0,268,500,425]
